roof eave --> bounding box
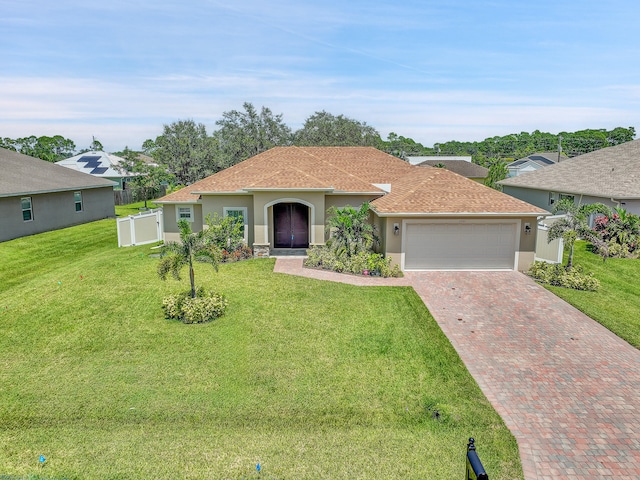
[371,210,549,218]
[242,187,336,193]
[0,183,116,198]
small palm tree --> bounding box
[158,220,221,298]
[326,202,376,257]
[548,199,609,269]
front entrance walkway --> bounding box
[274,258,640,479]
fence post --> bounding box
[465,438,488,480]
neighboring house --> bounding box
[156,147,547,271]
[0,148,116,242]
[506,152,566,177]
[56,151,136,189]
[412,159,489,183]
[500,139,640,215]
[406,155,472,165]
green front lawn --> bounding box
[544,241,640,349]
[0,217,521,479]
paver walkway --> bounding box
[274,258,640,479]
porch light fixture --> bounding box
[524,223,531,235]
[393,223,400,235]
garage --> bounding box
[404,221,518,270]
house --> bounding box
[156,147,548,271]
[56,151,136,189]
[506,152,566,177]
[410,158,489,183]
[406,155,472,165]
[0,148,116,242]
[500,139,640,215]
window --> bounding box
[74,191,83,212]
[224,207,248,243]
[21,197,33,222]
[176,205,194,223]
[559,194,575,203]
[548,192,556,206]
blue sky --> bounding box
[1,0,639,152]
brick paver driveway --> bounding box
[405,270,640,479]
[275,259,640,479]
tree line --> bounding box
[2,101,635,187]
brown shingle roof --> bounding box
[158,147,412,202]
[500,139,640,198]
[0,147,116,197]
[371,168,548,215]
[158,146,546,215]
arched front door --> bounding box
[273,203,309,248]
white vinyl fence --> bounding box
[117,208,164,247]
[535,215,565,264]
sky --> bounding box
[1,0,639,152]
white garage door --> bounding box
[405,222,518,270]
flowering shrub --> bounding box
[221,245,253,263]
[162,288,228,323]
[592,209,639,258]
[528,261,600,291]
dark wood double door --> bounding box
[274,203,309,248]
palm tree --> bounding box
[157,220,221,298]
[548,199,609,269]
[326,202,375,257]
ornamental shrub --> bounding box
[528,261,600,291]
[304,246,401,278]
[162,288,228,323]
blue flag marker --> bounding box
[256,463,261,473]
[39,455,46,464]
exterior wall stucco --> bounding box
[200,195,254,243]
[0,187,115,242]
[161,203,203,240]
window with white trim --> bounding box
[176,205,194,223]
[21,197,33,222]
[223,207,248,243]
[74,191,83,212]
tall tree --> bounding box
[146,120,219,185]
[117,147,174,208]
[1,135,76,161]
[380,132,430,158]
[213,102,291,167]
[484,159,509,190]
[293,111,381,147]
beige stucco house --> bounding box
[156,147,548,271]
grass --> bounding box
[543,241,640,349]
[0,212,522,479]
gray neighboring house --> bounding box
[506,152,566,178]
[0,148,116,242]
[500,139,640,215]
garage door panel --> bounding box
[405,222,517,270]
